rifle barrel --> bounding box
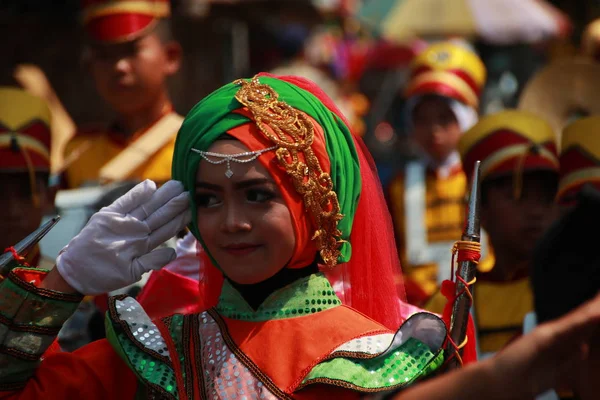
[0,216,61,275]
[448,161,481,369]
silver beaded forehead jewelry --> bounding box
[191,146,278,178]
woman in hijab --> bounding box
[0,74,597,399]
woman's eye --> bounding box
[247,189,275,203]
[196,193,220,208]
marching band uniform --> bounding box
[0,87,55,271]
[527,117,600,400]
[556,116,600,206]
[387,42,487,304]
[427,110,559,356]
[63,0,183,188]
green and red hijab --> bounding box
[172,73,406,330]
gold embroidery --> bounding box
[234,76,344,268]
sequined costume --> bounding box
[0,267,447,399]
[0,74,476,399]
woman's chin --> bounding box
[230,277,262,285]
[227,269,280,286]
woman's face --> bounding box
[195,140,296,284]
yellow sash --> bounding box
[98,112,183,183]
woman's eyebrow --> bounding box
[195,182,222,191]
[234,178,273,190]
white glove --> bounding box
[56,180,192,295]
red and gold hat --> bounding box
[81,0,171,43]
[459,110,558,196]
[404,41,486,109]
[582,19,600,61]
[0,87,51,172]
[558,116,600,204]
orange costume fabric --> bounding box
[0,269,447,399]
[0,292,374,400]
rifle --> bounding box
[0,216,61,276]
[447,161,482,369]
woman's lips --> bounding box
[222,244,262,256]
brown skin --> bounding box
[87,32,181,136]
[195,141,296,285]
[411,96,462,164]
[42,140,298,292]
[40,266,78,293]
[481,171,558,281]
[0,172,54,251]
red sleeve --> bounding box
[0,340,138,399]
[137,268,203,320]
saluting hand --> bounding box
[55,180,191,295]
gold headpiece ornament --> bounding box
[234,76,344,269]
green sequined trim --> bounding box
[105,298,180,399]
[0,267,82,388]
[300,337,445,392]
[0,268,82,331]
[215,273,342,321]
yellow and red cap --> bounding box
[81,0,171,43]
[582,19,600,61]
[404,41,486,109]
[558,116,600,204]
[459,110,559,186]
[0,87,51,172]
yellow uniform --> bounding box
[388,164,466,298]
[426,273,532,355]
[63,118,178,188]
[427,110,559,356]
[63,0,179,189]
[388,42,487,304]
